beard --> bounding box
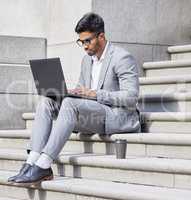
[86,49,95,56]
[85,42,100,56]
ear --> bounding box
[99,33,105,40]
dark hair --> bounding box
[75,12,105,34]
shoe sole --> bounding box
[10,175,54,187]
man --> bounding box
[8,12,140,184]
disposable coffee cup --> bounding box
[115,139,127,159]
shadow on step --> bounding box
[77,133,115,155]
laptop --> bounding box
[29,57,97,101]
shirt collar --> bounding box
[92,41,109,62]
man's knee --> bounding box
[61,97,78,109]
[39,97,53,107]
[36,97,56,115]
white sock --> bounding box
[26,151,40,165]
[35,153,53,169]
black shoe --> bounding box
[15,164,53,184]
[8,163,31,182]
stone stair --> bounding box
[143,60,191,77]
[0,197,21,200]
[1,171,191,200]
[23,112,191,133]
[2,130,191,159]
[168,45,191,60]
[1,44,191,199]
[2,148,191,189]
[140,75,191,94]
[139,92,191,112]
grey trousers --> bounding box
[29,97,107,160]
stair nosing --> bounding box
[1,131,191,145]
[143,60,191,69]
[1,170,191,200]
[2,149,191,175]
[2,130,191,145]
[22,111,191,122]
[140,75,191,84]
[139,92,191,101]
[0,63,29,67]
[168,45,191,53]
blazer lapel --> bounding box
[85,57,93,88]
[97,43,114,90]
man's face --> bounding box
[77,31,101,56]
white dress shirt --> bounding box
[91,42,109,90]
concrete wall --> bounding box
[92,0,191,75]
[0,0,91,87]
[1,0,190,79]
[47,0,92,88]
[0,36,46,129]
[0,0,48,37]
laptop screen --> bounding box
[29,58,68,98]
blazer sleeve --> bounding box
[96,54,139,110]
[76,56,86,88]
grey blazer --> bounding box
[77,42,140,134]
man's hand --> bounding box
[68,86,97,98]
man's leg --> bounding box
[42,97,106,160]
[7,97,60,182]
[27,97,60,165]
[14,97,107,183]
[30,97,60,153]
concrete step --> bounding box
[168,45,191,60]
[14,91,191,114]
[23,112,191,134]
[2,149,191,190]
[0,35,46,64]
[139,92,191,112]
[0,63,38,129]
[5,63,191,96]
[2,130,191,159]
[4,64,191,96]
[143,60,191,77]
[0,93,37,130]
[0,63,37,94]
[1,170,191,200]
[0,198,21,200]
[140,75,191,94]
[141,112,191,133]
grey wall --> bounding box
[0,0,48,37]
[0,36,46,129]
[0,0,92,88]
[92,0,191,75]
[47,0,92,88]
